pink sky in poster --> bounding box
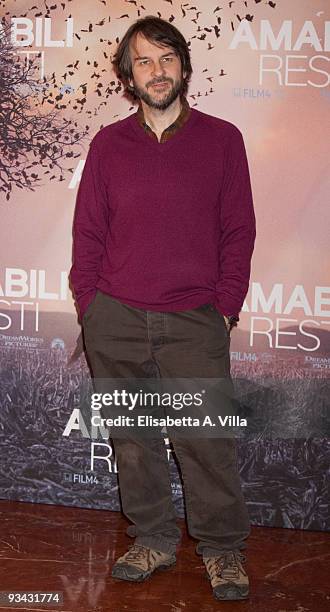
[0,0,329,340]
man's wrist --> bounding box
[224,314,239,330]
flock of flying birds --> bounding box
[1,0,277,125]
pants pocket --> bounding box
[82,291,99,324]
[209,305,231,337]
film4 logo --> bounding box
[64,472,99,485]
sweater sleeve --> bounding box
[69,135,109,323]
[215,127,256,320]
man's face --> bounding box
[128,32,186,110]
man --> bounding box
[69,15,256,602]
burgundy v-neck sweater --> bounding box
[70,107,256,322]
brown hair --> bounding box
[112,15,192,99]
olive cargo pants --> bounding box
[82,289,250,557]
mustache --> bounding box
[148,78,173,87]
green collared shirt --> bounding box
[136,96,191,143]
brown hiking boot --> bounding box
[111,544,176,582]
[203,551,249,600]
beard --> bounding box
[132,75,184,110]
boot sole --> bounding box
[111,559,176,582]
[206,574,249,600]
[214,585,249,600]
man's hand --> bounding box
[223,314,231,332]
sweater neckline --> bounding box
[129,106,198,150]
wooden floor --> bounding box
[0,500,329,612]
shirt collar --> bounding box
[136,96,191,143]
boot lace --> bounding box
[215,551,246,580]
[124,544,148,566]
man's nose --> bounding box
[151,60,166,78]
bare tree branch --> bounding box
[0,19,90,201]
